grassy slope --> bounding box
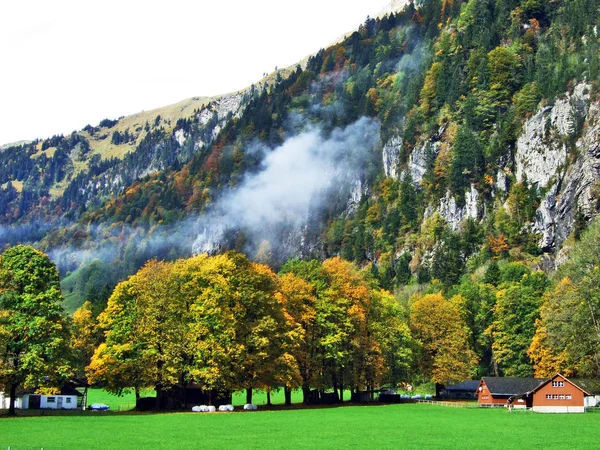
[1,404,598,449]
[83,96,216,161]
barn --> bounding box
[526,374,599,413]
[477,374,600,412]
[442,380,479,399]
[476,377,545,407]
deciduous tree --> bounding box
[0,245,70,415]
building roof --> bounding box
[528,374,600,397]
[446,380,480,392]
[481,377,546,396]
[570,379,600,396]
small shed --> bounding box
[1,378,88,411]
[28,394,79,410]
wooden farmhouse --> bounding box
[477,377,545,407]
[477,374,600,413]
[515,374,600,413]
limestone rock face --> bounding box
[516,84,590,188]
[534,98,600,250]
[382,136,401,180]
[408,141,431,185]
[175,129,186,147]
[436,185,480,231]
[195,93,246,149]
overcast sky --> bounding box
[0,0,394,146]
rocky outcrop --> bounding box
[180,92,248,154]
[407,141,432,185]
[346,178,369,216]
[382,136,401,179]
[428,185,480,231]
[516,84,590,188]
[534,99,600,250]
[174,129,186,147]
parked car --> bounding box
[88,403,110,411]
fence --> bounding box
[416,399,474,408]
[7,447,45,450]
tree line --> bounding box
[2,217,600,412]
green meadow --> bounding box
[2,404,598,450]
[85,388,363,411]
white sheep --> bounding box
[207,405,216,412]
[244,403,258,410]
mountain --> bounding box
[1,0,599,314]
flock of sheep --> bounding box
[191,404,258,412]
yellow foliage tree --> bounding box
[410,292,477,385]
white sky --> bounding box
[0,0,392,146]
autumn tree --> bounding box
[0,245,70,415]
[226,253,298,403]
[321,257,375,400]
[70,301,103,378]
[487,271,548,377]
[528,280,575,377]
[181,252,297,404]
[171,254,238,399]
[370,289,413,387]
[410,292,477,386]
[88,260,191,406]
[276,272,319,405]
[530,219,600,377]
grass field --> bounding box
[85,388,352,410]
[1,404,598,449]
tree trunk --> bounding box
[339,372,344,403]
[155,385,162,410]
[435,383,444,399]
[135,387,140,400]
[246,387,253,404]
[302,383,311,405]
[266,390,272,406]
[8,383,17,416]
[284,386,292,406]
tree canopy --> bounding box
[0,245,69,415]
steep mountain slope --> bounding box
[1,0,599,311]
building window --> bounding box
[552,394,559,400]
[566,394,572,400]
[552,381,564,387]
[559,395,565,400]
[47,397,55,403]
[546,394,552,400]
[66,397,72,403]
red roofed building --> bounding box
[477,374,600,413]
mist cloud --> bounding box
[192,116,381,258]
